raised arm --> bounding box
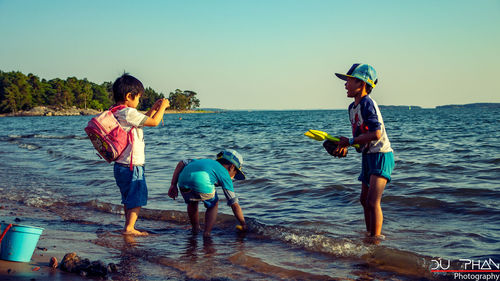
[144,98,170,127]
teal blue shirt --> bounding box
[178,159,238,205]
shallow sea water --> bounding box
[0,107,499,280]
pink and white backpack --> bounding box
[84,105,134,170]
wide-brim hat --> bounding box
[335,63,378,88]
[217,149,245,180]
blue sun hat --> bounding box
[335,63,378,88]
[217,149,245,180]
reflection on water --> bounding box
[0,108,498,280]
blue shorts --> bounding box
[180,187,219,209]
[114,163,148,209]
[358,152,395,185]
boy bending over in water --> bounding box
[168,149,247,237]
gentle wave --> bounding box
[7,195,444,279]
[5,134,84,140]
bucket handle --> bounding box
[0,224,12,244]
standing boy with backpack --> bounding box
[112,73,170,236]
[332,64,394,240]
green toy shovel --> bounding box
[304,129,360,149]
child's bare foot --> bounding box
[122,229,149,236]
[191,226,201,235]
[363,234,385,245]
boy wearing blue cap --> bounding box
[168,149,247,237]
[333,64,394,239]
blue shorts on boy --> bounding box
[359,152,395,185]
[178,159,238,208]
[114,164,148,209]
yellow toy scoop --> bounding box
[304,129,360,149]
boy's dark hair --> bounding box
[112,73,145,103]
[216,157,233,167]
[353,78,373,94]
[366,84,373,94]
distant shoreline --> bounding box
[381,102,500,110]
[0,106,217,117]
[1,103,498,117]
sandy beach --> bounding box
[0,199,113,281]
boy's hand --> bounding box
[236,223,247,232]
[168,184,178,200]
[153,98,170,110]
[323,140,337,156]
[159,98,170,109]
[152,99,162,110]
[333,136,349,158]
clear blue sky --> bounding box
[1,0,499,109]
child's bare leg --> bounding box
[187,202,200,233]
[203,202,219,237]
[367,175,387,237]
[360,183,370,233]
[123,206,148,236]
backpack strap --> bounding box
[111,105,134,171]
[128,129,134,171]
[110,104,127,113]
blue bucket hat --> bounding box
[335,63,378,88]
[216,149,245,180]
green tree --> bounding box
[91,83,112,110]
[72,78,93,109]
[0,72,33,112]
[49,78,73,107]
[27,73,46,107]
[168,89,200,110]
[139,87,164,111]
[184,90,200,109]
[0,70,201,113]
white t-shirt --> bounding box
[114,107,148,166]
[348,95,393,154]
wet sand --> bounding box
[0,199,111,281]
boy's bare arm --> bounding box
[230,203,246,229]
[168,160,186,200]
[334,130,382,157]
[144,98,170,127]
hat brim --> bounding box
[335,73,354,81]
[235,169,245,180]
[335,73,376,88]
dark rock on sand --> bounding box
[60,252,115,277]
[49,256,58,268]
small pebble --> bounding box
[49,257,58,268]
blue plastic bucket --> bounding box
[0,223,44,262]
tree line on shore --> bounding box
[0,70,200,113]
